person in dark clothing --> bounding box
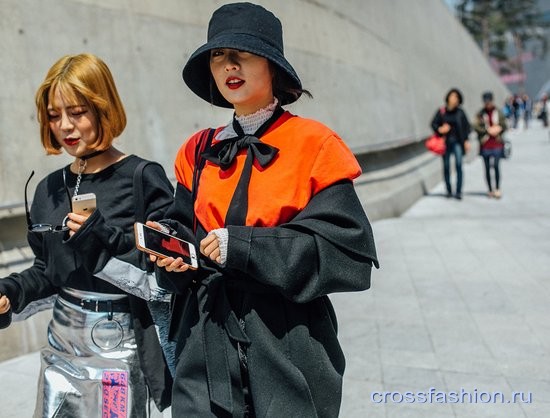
[521,93,531,129]
[511,94,521,129]
[539,94,549,127]
[474,91,507,199]
[431,88,472,199]
[0,54,174,417]
[146,3,379,417]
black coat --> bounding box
[158,179,378,417]
[431,107,471,153]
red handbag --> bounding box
[425,134,446,155]
[426,106,447,155]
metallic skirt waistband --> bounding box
[62,287,128,301]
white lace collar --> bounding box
[216,98,279,141]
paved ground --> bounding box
[1,122,549,417]
[333,122,550,417]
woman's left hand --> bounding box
[464,141,471,154]
[66,212,92,237]
[200,234,222,264]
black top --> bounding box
[0,155,176,410]
[431,106,471,151]
[0,155,174,312]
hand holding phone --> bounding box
[65,193,97,237]
[135,222,198,269]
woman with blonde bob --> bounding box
[0,53,174,417]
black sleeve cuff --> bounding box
[0,310,12,329]
[63,209,113,273]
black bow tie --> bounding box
[203,134,279,171]
[201,106,283,226]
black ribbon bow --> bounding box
[203,134,278,171]
[201,106,283,226]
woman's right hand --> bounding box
[438,123,451,135]
[0,294,11,314]
[146,221,192,273]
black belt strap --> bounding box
[59,289,130,314]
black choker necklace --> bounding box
[80,149,106,161]
[72,149,107,196]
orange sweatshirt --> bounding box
[174,112,361,231]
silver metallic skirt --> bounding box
[33,288,162,418]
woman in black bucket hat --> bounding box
[148,3,378,416]
[182,2,302,108]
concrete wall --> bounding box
[0,0,508,361]
[1,0,508,208]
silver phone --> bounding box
[71,193,96,215]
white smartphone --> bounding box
[72,193,97,215]
[134,222,198,269]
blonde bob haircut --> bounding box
[35,53,126,154]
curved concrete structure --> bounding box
[0,0,508,360]
[1,0,507,205]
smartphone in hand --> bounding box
[72,193,96,216]
[134,222,198,269]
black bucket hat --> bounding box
[182,2,302,108]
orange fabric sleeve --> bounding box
[309,132,362,195]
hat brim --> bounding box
[182,33,302,108]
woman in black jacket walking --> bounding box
[431,88,472,199]
[147,2,378,417]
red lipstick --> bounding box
[64,138,79,146]
[226,77,244,90]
